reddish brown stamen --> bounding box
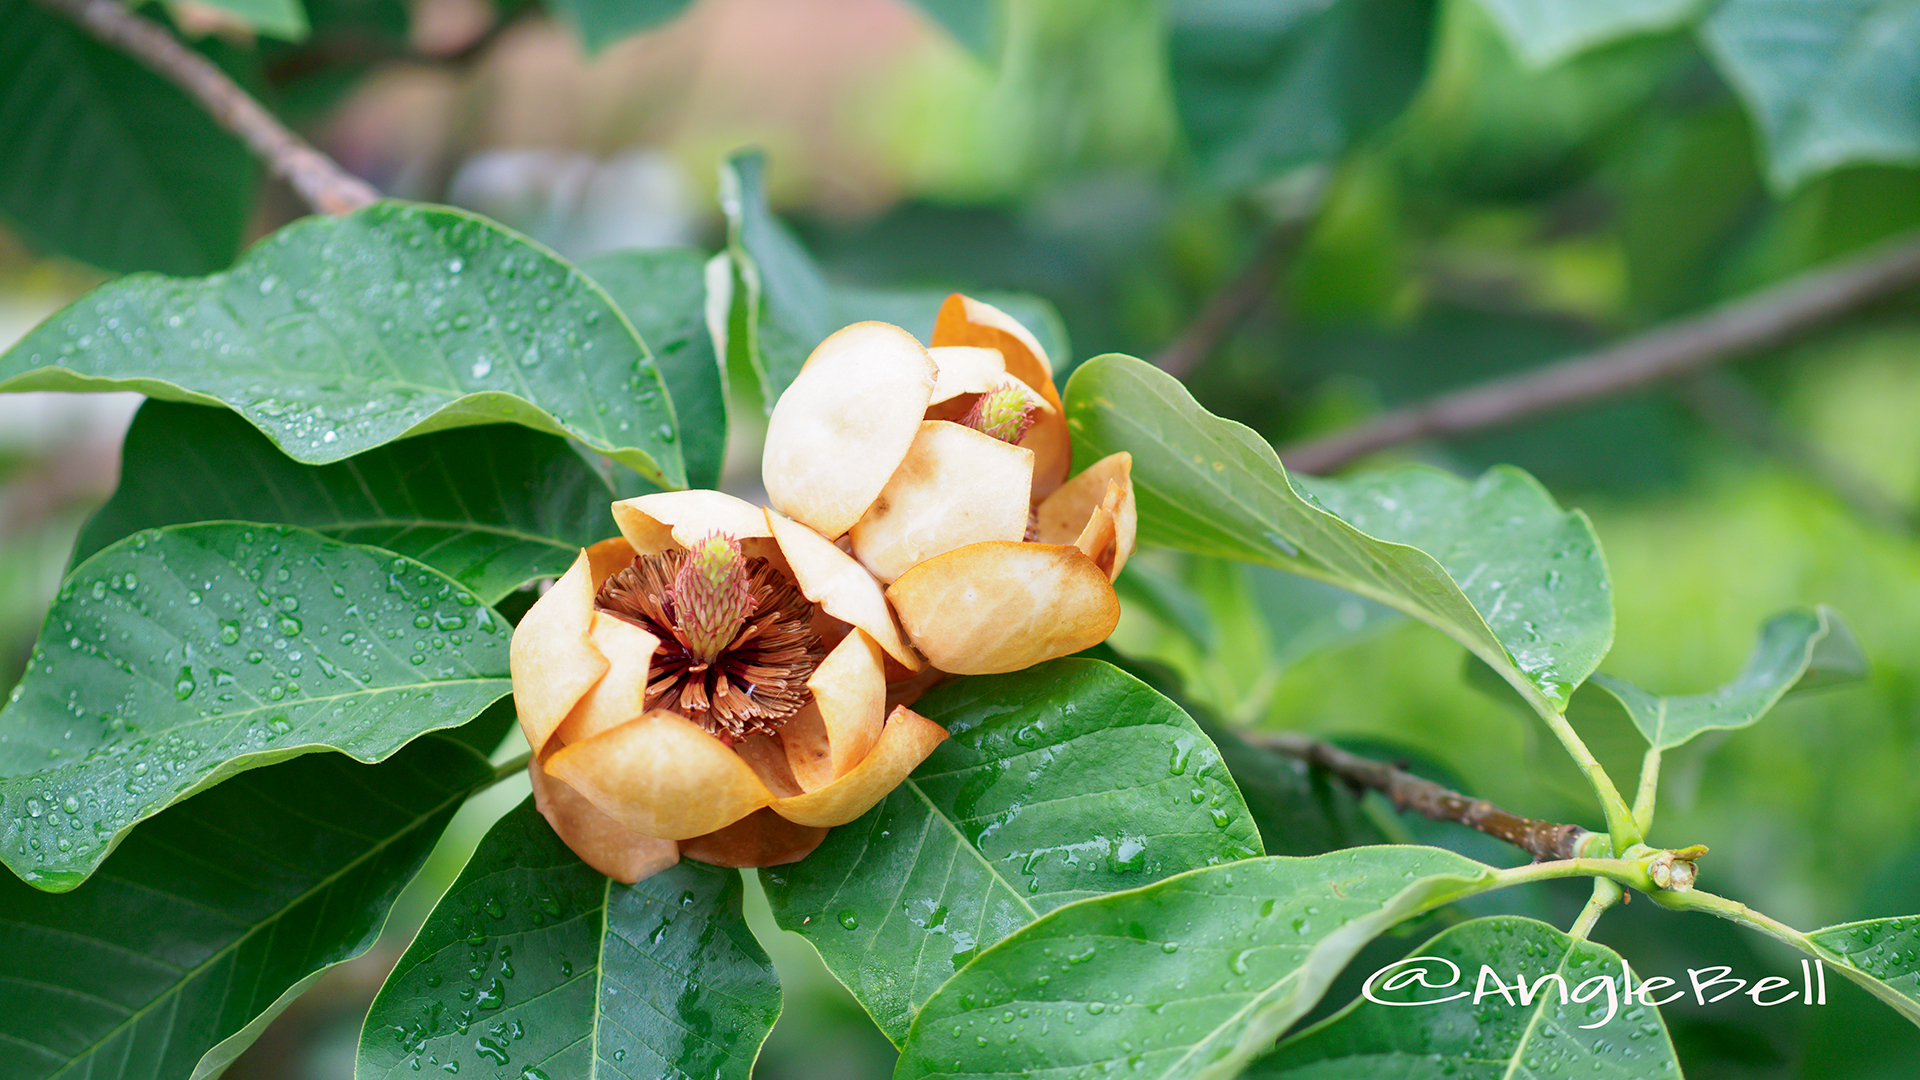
[594,550,824,740]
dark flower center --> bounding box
[593,550,825,741]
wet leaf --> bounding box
[0,522,511,891]
[1064,354,1612,713]
[1702,0,1920,189]
[1592,606,1865,751]
[357,797,780,1079]
[895,847,1500,1080]
[73,401,617,605]
[1808,916,1920,1026]
[1251,915,1682,1078]
[758,658,1261,1044]
[0,203,686,489]
[0,716,506,1080]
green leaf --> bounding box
[1252,915,1682,1078]
[357,797,781,1079]
[1808,917,1920,1026]
[758,658,1261,1044]
[0,522,512,891]
[0,718,504,1080]
[0,202,687,488]
[1167,0,1438,188]
[544,0,694,53]
[1591,606,1866,751]
[1702,0,1920,189]
[0,0,253,276]
[1472,0,1702,66]
[72,401,616,605]
[199,0,311,39]
[909,0,995,54]
[1063,354,1612,712]
[895,847,1500,1080]
[719,151,1070,407]
[580,247,729,489]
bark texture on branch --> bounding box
[37,0,379,217]
[1258,732,1598,862]
[1281,229,1920,474]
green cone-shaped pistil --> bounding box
[963,384,1037,444]
[671,532,756,662]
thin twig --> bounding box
[1281,229,1920,474]
[1256,732,1599,862]
[1152,223,1307,379]
[36,0,380,216]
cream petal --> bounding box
[886,542,1121,674]
[762,321,936,539]
[777,702,835,793]
[848,421,1034,584]
[769,706,948,827]
[678,808,828,868]
[764,508,922,670]
[613,490,773,557]
[1018,403,1074,500]
[543,710,775,840]
[927,345,1006,404]
[551,612,659,746]
[511,551,608,756]
[528,761,679,884]
[929,295,1072,497]
[809,627,887,783]
[1035,452,1136,580]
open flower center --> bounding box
[593,536,824,741]
[962,383,1038,444]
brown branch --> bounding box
[1256,732,1598,862]
[36,0,379,216]
[1280,228,1920,474]
[1152,223,1306,379]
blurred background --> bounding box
[3,0,1918,1076]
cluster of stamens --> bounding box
[593,533,824,741]
[962,384,1037,445]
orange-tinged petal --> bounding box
[765,508,922,670]
[551,612,659,746]
[678,808,828,868]
[529,761,679,884]
[1035,452,1136,580]
[763,321,936,539]
[511,551,608,756]
[886,542,1121,674]
[732,732,804,797]
[927,345,1006,404]
[543,710,775,840]
[931,294,1071,497]
[585,536,638,585]
[777,702,835,793]
[848,421,1034,584]
[808,627,887,784]
[769,705,947,827]
[613,490,773,557]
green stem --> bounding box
[1516,679,1639,851]
[1568,878,1622,940]
[1633,745,1662,835]
[491,750,532,785]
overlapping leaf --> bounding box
[581,247,729,489]
[1168,0,1437,187]
[1252,915,1682,1078]
[0,523,511,890]
[896,847,1501,1080]
[1473,0,1702,66]
[1808,917,1920,1026]
[196,0,311,39]
[0,0,252,276]
[357,797,781,1079]
[1064,354,1612,712]
[0,714,506,1080]
[1591,606,1865,751]
[73,402,616,605]
[758,659,1261,1044]
[1702,0,1920,189]
[719,151,1069,407]
[0,203,686,488]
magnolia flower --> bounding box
[761,294,1136,674]
[510,491,946,882]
